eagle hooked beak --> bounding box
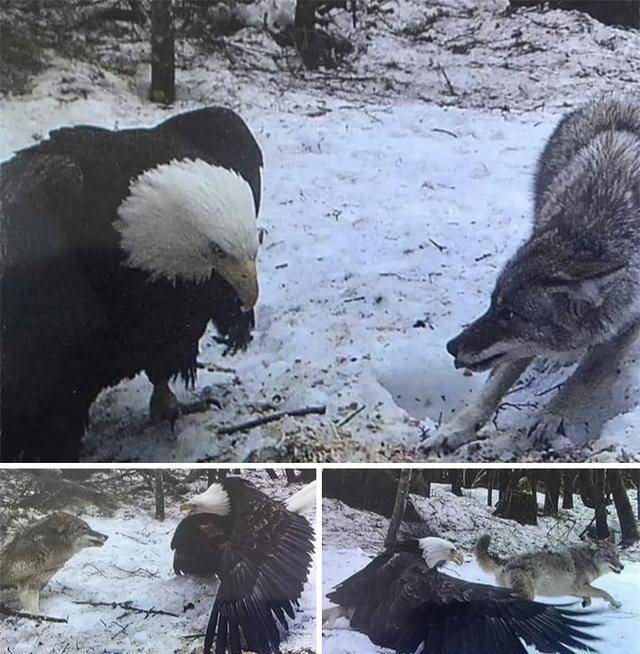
[220,258,259,312]
[180,501,195,514]
[451,550,464,566]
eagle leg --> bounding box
[149,381,182,431]
[149,381,216,433]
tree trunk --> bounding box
[487,471,493,507]
[562,471,574,509]
[154,470,165,521]
[543,470,561,516]
[608,470,639,546]
[578,470,609,538]
[450,470,463,497]
[384,470,412,548]
[494,472,537,525]
[150,0,175,104]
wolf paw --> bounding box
[581,598,591,608]
[610,599,622,609]
[420,422,478,455]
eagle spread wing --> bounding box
[171,478,314,654]
[205,479,314,654]
[328,550,599,654]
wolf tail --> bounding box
[475,534,506,574]
[285,480,316,515]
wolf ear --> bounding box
[545,260,626,307]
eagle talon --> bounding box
[178,399,214,415]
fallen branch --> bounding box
[217,405,327,435]
[337,404,365,428]
[431,127,458,138]
[437,63,457,96]
[0,605,68,623]
[72,600,178,618]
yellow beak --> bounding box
[452,550,464,565]
[220,258,259,311]
[179,502,193,514]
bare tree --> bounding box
[384,470,412,548]
[494,472,537,525]
[579,470,610,538]
[608,470,639,546]
[562,471,575,509]
[449,470,463,497]
[487,470,494,507]
[543,470,561,516]
[150,0,175,103]
[154,470,165,521]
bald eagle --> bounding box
[171,476,315,654]
[324,537,599,654]
[0,107,262,462]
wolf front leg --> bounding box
[536,320,640,440]
[17,586,41,613]
[420,358,532,454]
[574,583,621,609]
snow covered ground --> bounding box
[0,475,317,654]
[322,483,640,654]
[1,1,638,462]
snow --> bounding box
[1,0,639,462]
[322,483,640,654]
[0,475,317,654]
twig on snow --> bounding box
[337,404,365,428]
[0,605,68,623]
[72,600,179,618]
[431,127,458,138]
[437,63,457,96]
[217,405,327,435]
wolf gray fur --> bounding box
[0,513,107,613]
[475,534,624,608]
[423,98,640,452]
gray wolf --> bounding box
[0,513,107,612]
[423,98,640,452]
[475,533,623,608]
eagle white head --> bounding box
[418,537,464,569]
[180,483,231,516]
[116,158,260,309]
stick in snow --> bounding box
[72,600,179,617]
[0,604,68,623]
[217,405,327,435]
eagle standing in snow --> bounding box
[0,513,107,613]
[171,476,315,654]
[324,537,599,654]
[0,107,262,462]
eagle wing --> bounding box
[170,514,231,577]
[204,479,314,654]
[329,551,598,654]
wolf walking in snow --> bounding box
[424,98,640,452]
[475,534,624,608]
